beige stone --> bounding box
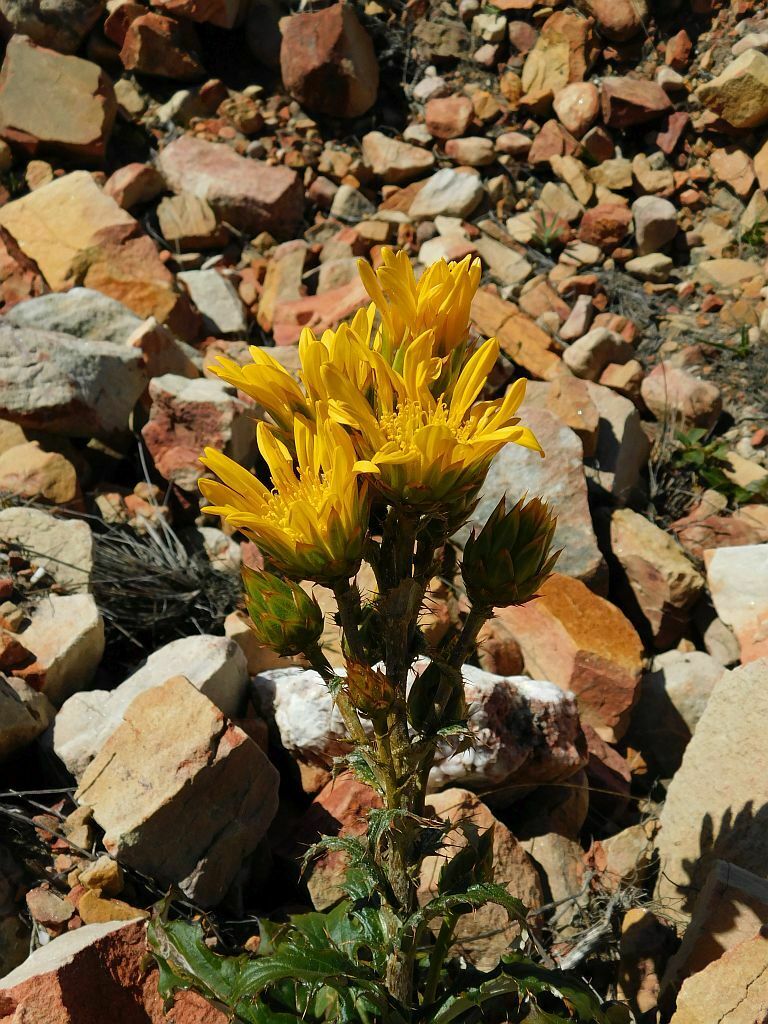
[0,171,134,291]
[75,675,279,906]
[697,49,768,129]
[0,507,92,592]
[611,508,704,647]
[0,675,55,762]
[656,659,768,916]
[421,788,544,969]
[670,934,768,1023]
[19,594,105,707]
[663,860,768,997]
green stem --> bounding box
[423,912,458,1007]
[306,643,369,747]
[333,577,366,663]
[448,603,492,670]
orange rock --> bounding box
[500,573,643,741]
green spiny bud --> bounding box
[462,495,560,609]
[242,567,324,657]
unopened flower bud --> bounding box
[242,567,324,657]
[345,661,395,716]
[462,495,560,608]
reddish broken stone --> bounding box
[280,3,379,119]
[158,135,304,239]
[601,76,672,129]
[103,163,165,211]
[271,277,368,345]
[578,203,633,249]
[499,573,643,742]
[655,111,689,156]
[120,12,204,81]
[425,95,474,139]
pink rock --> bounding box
[665,28,693,71]
[655,110,689,155]
[578,203,632,249]
[494,131,532,157]
[559,294,594,341]
[553,82,600,138]
[527,119,577,164]
[425,94,473,139]
[120,12,204,80]
[641,363,722,430]
[284,772,382,910]
[157,135,303,238]
[271,277,369,345]
[141,375,257,493]
[575,0,648,42]
[601,76,672,128]
[280,3,379,118]
[0,919,226,1022]
[444,136,494,166]
[103,162,164,210]
[508,20,538,54]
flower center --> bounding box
[263,474,328,537]
[379,400,474,452]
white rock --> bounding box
[0,675,55,762]
[177,270,247,335]
[20,595,105,707]
[409,168,484,220]
[0,326,147,438]
[54,634,249,778]
[428,665,586,805]
[255,661,586,806]
[584,381,650,502]
[632,195,678,255]
[563,327,634,381]
[253,666,349,767]
[0,507,92,592]
[630,650,725,776]
[706,544,768,663]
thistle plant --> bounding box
[149,251,626,1024]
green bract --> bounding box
[461,495,560,609]
[242,567,324,657]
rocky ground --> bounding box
[1,0,768,1020]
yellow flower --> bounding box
[358,248,482,362]
[207,346,311,436]
[199,414,370,581]
[324,335,543,510]
[207,308,378,442]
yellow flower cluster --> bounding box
[199,249,542,580]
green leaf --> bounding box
[430,955,611,1024]
[407,882,528,933]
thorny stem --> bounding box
[448,603,492,670]
[422,912,458,1007]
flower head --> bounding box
[325,335,543,512]
[358,248,482,361]
[200,414,369,581]
[462,495,560,607]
